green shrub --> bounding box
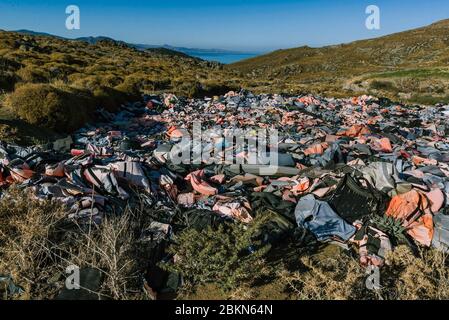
[0,57,22,72]
[144,78,171,91]
[0,72,17,92]
[42,62,77,80]
[0,124,18,143]
[70,74,122,91]
[370,80,397,91]
[173,80,239,98]
[6,83,94,132]
[198,80,239,97]
[93,86,129,112]
[172,80,202,98]
[16,66,50,83]
[49,53,81,65]
[114,76,142,99]
[162,218,271,292]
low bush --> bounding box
[16,66,50,83]
[115,74,147,98]
[91,87,125,112]
[0,72,17,92]
[162,218,271,294]
[6,83,95,132]
[370,80,397,91]
[410,94,449,105]
[0,124,18,143]
[277,252,376,300]
[197,81,239,98]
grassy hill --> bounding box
[0,30,239,140]
[0,30,227,94]
[229,19,449,104]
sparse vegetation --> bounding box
[228,19,449,104]
[177,242,449,300]
[0,188,145,300]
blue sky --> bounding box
[0,0,448,52]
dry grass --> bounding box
[273,245,449,300]
[0,30,235,135]
[0,188,145,300]
[0,188,66,299]
[277,251,376,300]
[383,246,449,300]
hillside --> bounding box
[229,19,449,104]
[0,30,238,141]
[0,30,231,96]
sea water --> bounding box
[188,52,258,64]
